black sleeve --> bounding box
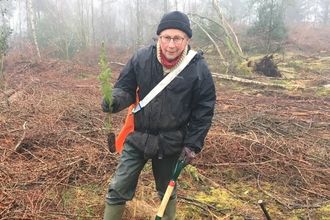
[111,53,138,113]
[183,60,216,152]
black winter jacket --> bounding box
[111,44,216,158]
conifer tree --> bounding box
[98,41,112,130]
[247,0,292,52]
[98,42,116,153]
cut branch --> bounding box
[14,121,27,152]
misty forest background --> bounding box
[0,0,329,65]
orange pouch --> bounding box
[115,89,139,153]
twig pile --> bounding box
[201,91,330,208]
[0,53,125,219]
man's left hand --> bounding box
[179,147,195,167]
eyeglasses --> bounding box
[159,36,186,44]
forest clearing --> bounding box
[1,30,330,219]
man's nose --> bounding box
[168,39,176,46]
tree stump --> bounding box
[255,55,282,77]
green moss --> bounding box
[142,161,153,174]
[226,182,259,200]
[271,79,292,86]
[60,185,104,218]
[181,165,200,181]
[197,189,241,209]
[315,86,330,96]
[312,204,330,219]
[222,168,237,180]
[236,61,254,76]
[76,72,88,79]
[188,188,245,218]
[287,60,304,71]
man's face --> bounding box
[158,29,190,62]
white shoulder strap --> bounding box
[131,50,197,114]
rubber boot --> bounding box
[162,198,177,220]
[103,203,125,220]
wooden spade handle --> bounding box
[155,180,176,219]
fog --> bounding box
[0,0,329,59]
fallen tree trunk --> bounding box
[212,72,287,89]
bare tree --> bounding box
[136,0,143,47]
[212,0,243,60]
[164,0,168,12]
[320,0,330,24]
[28,0,41,58]
[76,0,88,50]
[91,0,95,46]
[189,0,243,65]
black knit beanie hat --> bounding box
[156,11,192,38]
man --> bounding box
[101,10,216,220]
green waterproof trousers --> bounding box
[104,143,179,218]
